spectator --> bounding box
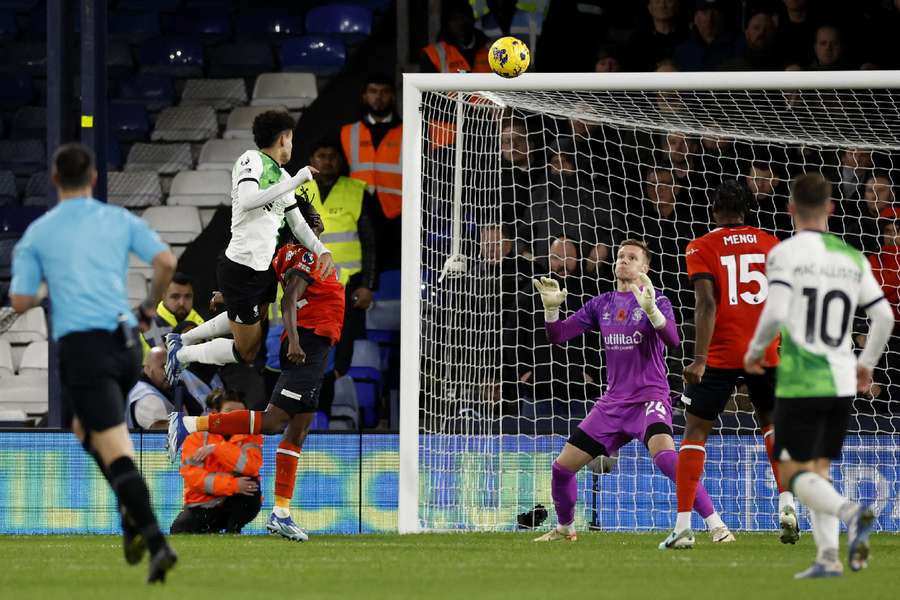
[810,25,852,70]
[673,0,738,72]
[624,0,687,72]
[420,0,491,73]
[340,75,402,271]
[536,0,611,72]
[869,219,900,324]
[659,132,709,198]
[471,0,548,55]
[853,173,898,253]
[866,0,900,69]
[140,272,204,357]
[499,119,543,235]
[170,390,263,534]
[594,45,622,73]
[775,0,821,67]
[126,344,210,430]
[296,140,378,381]
[724,8,781,70]
[743,161,792,236]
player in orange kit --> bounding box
[660,181,797,550]
[168,202,345,541]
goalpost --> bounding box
[399,71,900,534]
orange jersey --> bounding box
[685,225,780,369]
[271,243,346,345]
[180,431,263,508]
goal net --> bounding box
[398,72,900,533]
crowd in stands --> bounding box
[1,0,899,434]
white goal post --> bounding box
[399,71,900,534]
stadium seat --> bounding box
[137,38,204,78]
[167,170,230,207]
[348,340,382,429]
[109,102,150,142]
[180,79,247,111]
[305,4,373,43]
[224,105,288,139]
[118,0,180,12]
[162,11,231,41]
[2,306,46,344]
[128,254,154,280]
[0,206,45,232]
[0,338,13,379]
[22,171,48,206]
[373,269,401,300]
[151,106,218,142]
[208,42,275,79]
[0,377,48,414]
[279,36,346,76]
[107,136,123,170]
[329,374,359,431]
[0,233,14,280]
[237,13,303,40]
[125,143,193,174]
[310,410,330,431]
[107,171,162,208]
[184,0,235,9]
[10,43,46,77]
[126,271,147,308]
[109,11,160,43]
[0,139,44,178]
[0,72,33,109]
[107,41,135,80]
[141,205,202,245]
[0,171,16,206]
[10,106,45,140]
[250,73,317,110]
[196,139,246,171]
[117,73,175,112]
[16,339,46,379]
[0,12,17,41]
[350,339,381,370]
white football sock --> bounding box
[791,472,849,517]
[182,416,198,433]
[704,512,725,531]
[675,511,692,532]
[180,312,232,345]
[273,506,291,519]
[778,491,795,514]
[176,338,239,366]
[810,509,840,563]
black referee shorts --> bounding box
[59,329,142,432]
[270,328,332,416]
[217,255,277,325]
[682,367,776,421]
[773,396,853,463]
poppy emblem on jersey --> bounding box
[616,309,626,321]
[632,308,643,322]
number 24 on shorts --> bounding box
[645,401,668,419]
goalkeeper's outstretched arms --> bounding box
[533,277,590,345]
[629,273,680,348]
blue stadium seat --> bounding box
[0,139,44,179]
[117,73,175,112]
[10,106,45,140]
[373,269,401,300]
[109,12,160,43]
[348,339,382,429]
[108,41,135,80]
[163,11,231,41]
[0,0,36,9]
[0,233,17,279]
[107,136,123,171]
[237,13,303,40]
[279,35,346,76]
[305,4,372,43]
[10,43,45,77]
[208,42,275,79]
[0,206,45,233]
[0,12,17,40]
[109,102,150,142]
[0,72,34,110]
[0,171,16,207]
[22,171,47,207]
[137,38,204,78]
[118,0,180,11]
[310,411,330,431]
[351,0,392,12]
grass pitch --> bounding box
[1,532,897,600]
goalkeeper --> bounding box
[533,240,732,544]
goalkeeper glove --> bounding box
[628,273,666,329]
[533,277,567,322]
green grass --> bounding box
[1,532,898,600]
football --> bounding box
[488,36,530,78]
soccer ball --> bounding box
[488,36,530,78]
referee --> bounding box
[10,144,179,584]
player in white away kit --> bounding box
[164,112,334,458]
[744,173,894,579]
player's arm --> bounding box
[281,268,312,365]
[629,273,678,346]
[533,277,593,344]
[126,211,176,326]
[743,282,791,374]
[235,161,317,212]
[684,278,716,383]
[9,229,47,313]
[284,205,334,279]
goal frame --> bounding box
[398,70,900,534]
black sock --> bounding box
[108,456,166,554]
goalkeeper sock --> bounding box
[790,471,854,520]
[274,441,302,518]
[654,449,715,529]
[177,338,240,366]
[108,456,166,555]
[761,425,785,492]
[550,461,577,527]
[180,312,232,345]
[206,411,264,436]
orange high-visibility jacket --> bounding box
[422,40,491,73]
[180,430,263,508]
[341,121,403,219]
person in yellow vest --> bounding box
[340,74,402,271]
[295,140,378,377]
[141,272,205,360]
[419,0,492,73]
